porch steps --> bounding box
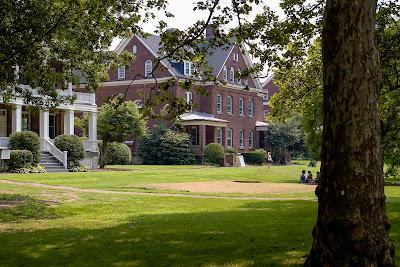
[40,152,66,173]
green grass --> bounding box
[1,163,400,266]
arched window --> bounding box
[230,67,235,83]
[223,66,228,81]
[145,60,152,78]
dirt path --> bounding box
[0,179,316,201]
[146,181,316,194]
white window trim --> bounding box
[216,94,223,113]
[184,61,194,76]
[185,91,193,111]
[132,45,137,54]
[216,127,222,145]
[237,69,242,84]
[239,129,244,149]
[145,60,152,78]
[230,67,235,83]
[223,65,228,81]
[227,96,233,115]
[249,130,254,148]
[227,128,233,148]
[239,97,244,116]
[248,99,254,117]
[118,66,126,80]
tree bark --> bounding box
[305,0,395,266]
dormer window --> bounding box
[184,61,194,76]
[118,66,126,80]
[223,66,228,81]
[230,67,235,83]
[132,45,137,54]
[145,60,152,78]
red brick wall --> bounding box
[108,36,173,81]
[263,80,280,113]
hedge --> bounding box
[139,129,194,165]
[106,142,132,165]
[54,135,85,167]
[242,149,266,165]
[9,150,33,170]
[204,143,225,166]
[9,131,40,163]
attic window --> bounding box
[223,66,228,81]
[184,61,194,76]
[233,52,239,62]
[237,68,242,84]
[230,67,235,83]
[132,45,137,54]
[145,60,152,78]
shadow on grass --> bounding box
[1,202,316,267]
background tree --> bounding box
[97,98,147,168]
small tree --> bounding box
[98,98,146,168]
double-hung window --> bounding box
[185,91,193,111]
[227,96,233,115]
[22,112,31,131]
[145,60,152,78]
[239,97,244,116]
[118,66,126,80]
[230,67,235,83]
[184,61,194,76]
[248,99,254,117]
[239,129,244,148]
[249,130,254,148]
[216,94,222,113]
[223,66,228,81]
[227,128,233,148]
[216,128,222,145]
[237,68,242,84]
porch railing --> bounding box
[44,139,68,169]
[83,140,98,152]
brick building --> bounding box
[261,74,281,118]
[95,29,268,158]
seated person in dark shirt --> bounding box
[315,171,320,183]
[300,170,306,183]
[306,171,313,183]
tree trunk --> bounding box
[305,0,395,266]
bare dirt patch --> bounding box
[146,181,316,194]
[0,200,21,209]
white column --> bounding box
[67,82,73,95]
[11,104,22,133]
[63,109,75,135]
[88,112,97,141]
[40,110,49,140]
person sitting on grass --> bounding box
[315,171,320,183]
[300,170,306,183]
[306,171,314,184]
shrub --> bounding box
[242,149,266,165]
[9,131,40,163]
[204,143,225,166]
[139,128,194,165]
[69,164,88,172]
[225,147,237,154]
[106,142,132,165]
[308,160,317,167]
[10,165,47,174]
[54,135,85,167]
[8,150,33,170]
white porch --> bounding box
[0,83,98,169]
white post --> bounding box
[67,82,73,95]
[88,112,97,151]
[40,110,49,139]
[63,109,75,135]
[11,104,22,133]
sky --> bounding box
[111,0,285,49]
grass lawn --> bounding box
[1,163,400,266]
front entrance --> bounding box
[0,109,7,137]
[49,114,56,139]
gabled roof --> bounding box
[114,34,262,89]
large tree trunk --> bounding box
[305,0,395,266]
